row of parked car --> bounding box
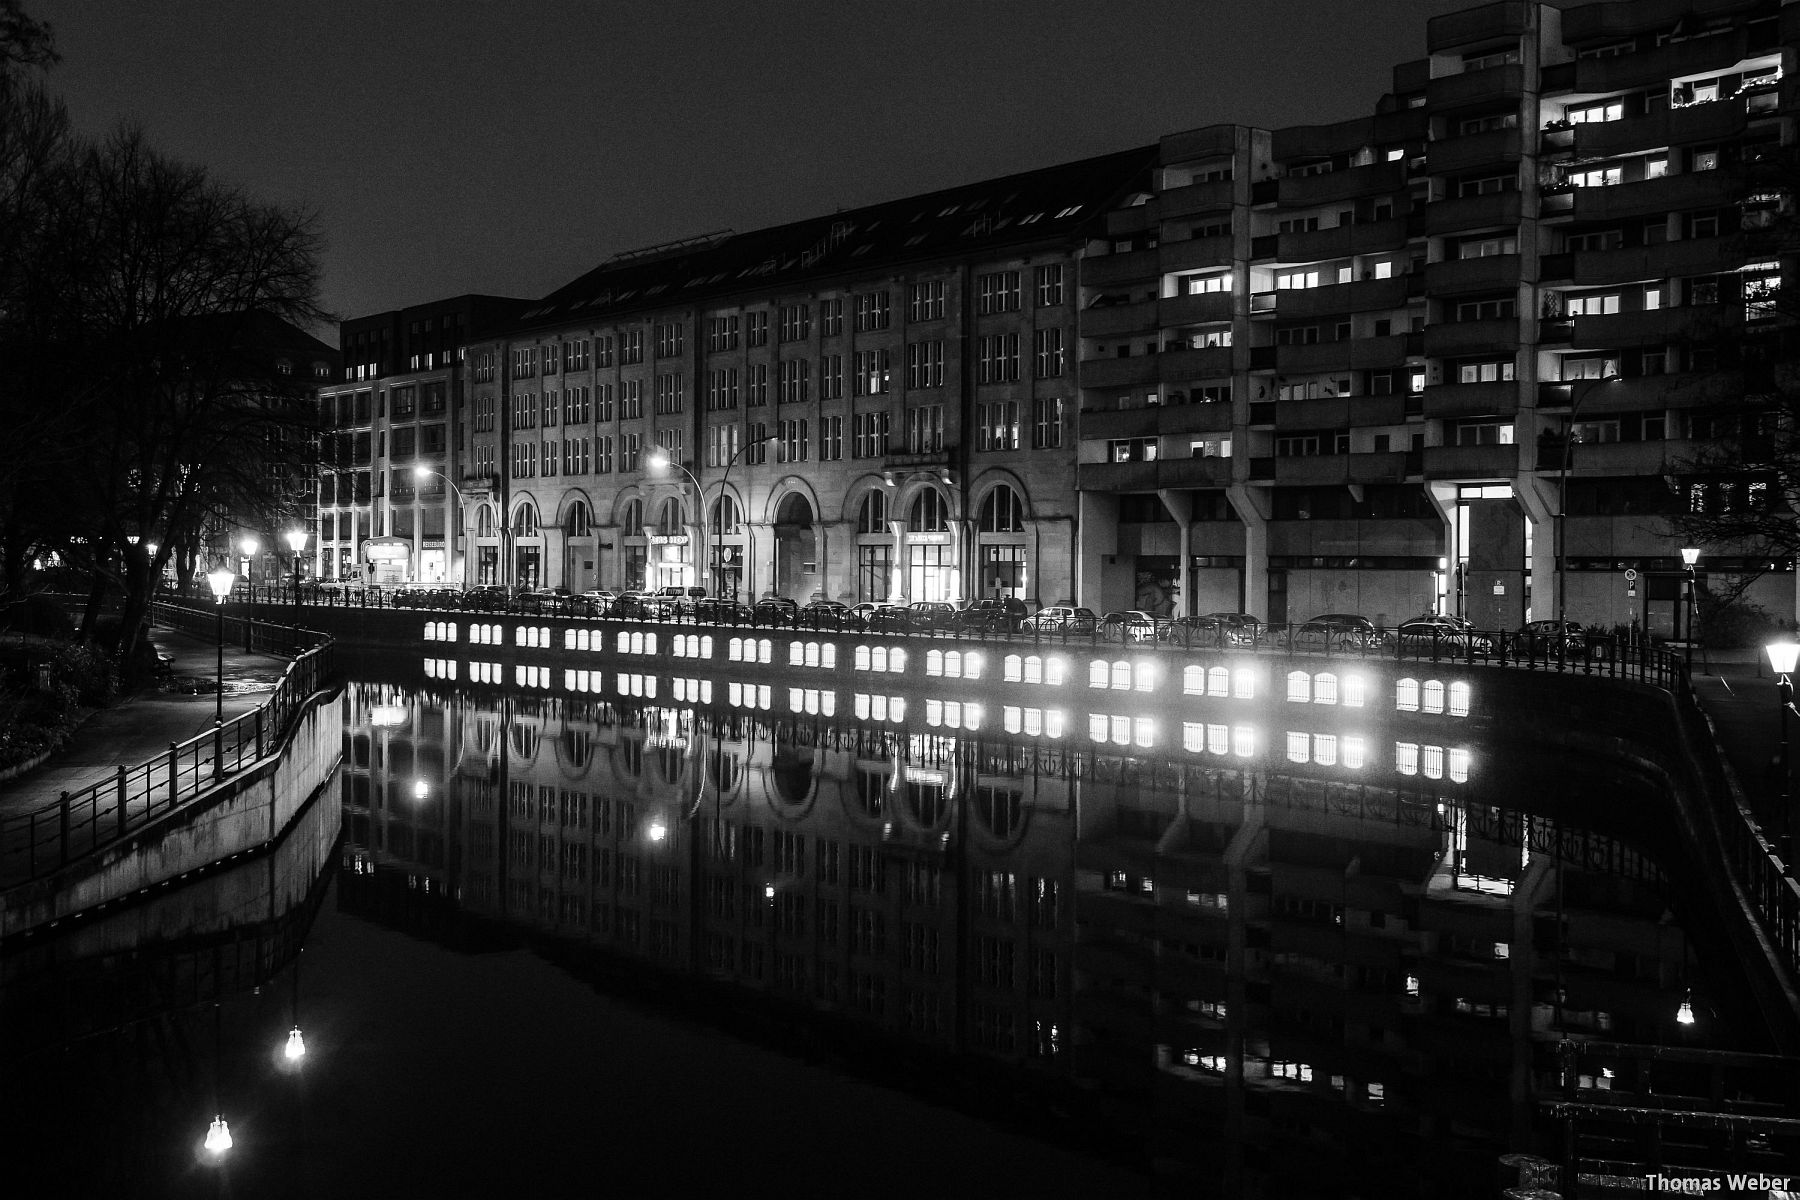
[374,581,1595,652]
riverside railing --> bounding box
[198,581,1685,689]
[0,605,333,888]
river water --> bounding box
[1,663,1781,1199]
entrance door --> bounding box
[773,494,816,600]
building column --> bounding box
[1516,474,1558,623]
[1157,489,1193,617]
[1226,484,1270,620]
[1075,491,1117,610]
[888,520,908,603]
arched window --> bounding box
[908,488,949,532]
[857,490,887,534]
[512,503,539,535]
[711,493,741,535]
[476,505,496,537]
[979,484,1026,532]
[565,500,592,537]
[621,500,644,536]
[657,498,684,535]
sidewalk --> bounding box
[1686,646,1794,839]
[0,626,290,819]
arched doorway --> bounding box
[773,493,815,600]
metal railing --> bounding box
[0,605,333,887]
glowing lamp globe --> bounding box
[285,1027,306,1060]
[204,1115,232,1155]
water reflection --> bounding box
[340,676,1772,1196]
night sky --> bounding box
[37,1,1485,332]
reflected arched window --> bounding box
[653,745,684,786]
[857,490,887,534]
[615,738,643,777]
[856,768,885,817]
[712,749,741,793]
[770,744,816,807]
[565,501,592,537]
[657,498,684,535]
[512,503,539,536]
[978,484,1026,532]
[908,489,949,532]
[908,782,946,827]
[977,787,1021,839]
[621,500,644,537]
[561,727,591,769]
[476,505,496,537]
[711,493,741,535]
[509,724,538,760]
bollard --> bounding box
[169,743,179,807]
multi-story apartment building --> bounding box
[1081,0,1794,634]
[328,0,1795,633]
[317,295,524,584]
[459,149,1154,604]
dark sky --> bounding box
[37,1,1483,332]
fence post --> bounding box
[116,765,128,837]
[169,743,178,808]
[58,790,69,866]
[256,708,264,758]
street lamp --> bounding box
[1765,639,1799,869]
[649,433,780,602]
[285,528,309,603]
[1680,547,1700,677]
[206,567,236,734]
[645,449,704,593]
[239,536,258,597]
[413,466,466,586]
[1555,375,1619,638]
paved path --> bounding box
[0,627,288,821]
[1686,647,1795,846]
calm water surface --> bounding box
[1,667,1774,1198]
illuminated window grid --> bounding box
[468,661,502,684]
[674,634,714,659]
[514,625,551,648]
[788,642,839,668]
[1003,654,1068,685]
[423,658,458,680]
[1181,664,1256,699]
[1395,678,1470,716]
[853,645,908,673]
[853,693,907,722]
[514,664,553,689]
[729,682,773,710]
[924,699,981,730]
[1179,722,1258,758]
[423,621,459,642]
[617,672,658,698]
[564,668,605,693]
[730,637,774,664]
[925,649,984,680]
[616,630,661,656]
[787,687,837,716]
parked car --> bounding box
[1102,610,1161,643]
[576,588,620,617]
[1294,613,1387,651]
[695,597,753,624]
[1025,605,1099,635]
[751,596,799,626]
[799,599,859,630]
[514,586,565,614]
[459,584,512,612]
[1517,619,1588,656]
[1396,614,1492,654]
[954,597,1026,635]
[860,603,910,633]
[613,590,665,620]
[1159,614,1235,646]
[901,600,961,633]
[1204,613,1264,646]
[655,585,707,615]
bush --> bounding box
[1698,595,1784,650]
[48,640,118,707]
[0,594,74,638]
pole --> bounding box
[1780,673,1794,870]
[1684,569,1695,679]
[215,598,224,726]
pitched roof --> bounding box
[508,145,1158,335]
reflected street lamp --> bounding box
[1680,547,1699,677]
[285,528,309,603]
[239,536,258,597]
[1766,639,1798,870]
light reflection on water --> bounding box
[335,675,1765,1196]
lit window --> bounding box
[1287,731,1310,763]
[1396,742,1419,775]
[1286,671,1311,703]
[1448,747,1471,782]
[1342,674,1366,706]
[1232,726,1255,758]
[1448,681,1471,717]
[1314,734,1338,766]
[1396,678,1419,712]
[1422,679,1446,714]
[1314,673,1338,705]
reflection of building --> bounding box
[317,296,526,583]
[332,0,1796,626]
[342,674,1760,1193]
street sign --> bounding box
[1624,568,1638,582]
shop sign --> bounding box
[908,532,951,546]
[649,534,688,546]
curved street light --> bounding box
[413,466,467,587]
[648,432,779,601]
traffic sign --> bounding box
[1624,568,1638,582]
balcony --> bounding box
[1539,371,1742,415]
[1276,277,1410,319]
[1265,216,1411,264]
[1570,307,1712,351]
[1158,291,1235,327]
[1078,459,1159,491]
[1082,298,1159,337]
[1568,236,1736,288]
[1257,451,1409,487]
[1573,28,1753,95]
[1422,317,1520,359]
[1422,381,1520,419]
[1078,406,1162,440]
[1424,254,1522,296]
[1425,191,1521,236]
[1156,455,1234,488]
[1275,394,1407,428]
[1082,246,1160,287]
[1160,401,1236,434]
[1426,128,1524,177]
[1670,96,1755,144]
[1542,111,1667,160]
[1159,235,1235,274]
[1269,516,1441,556]
[1078,353,1162,389]
[1426,63,1526,110]
[1160,346,1237,379]
[1273,116,1375,162]
[1427,2,1531,52]
[1159,178,1236,220]
[1277,161,1407,207]
[1422,443,1521,479]
[1563,439,1675,476]
[1105,204,1154,237]
[1569,173,1731,223]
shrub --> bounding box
[47,640,118,707]
[0,595,74,638]
[1698,594,1784,650]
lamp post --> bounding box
[206,567,235,772]
[413,466,466,587]
[645,450,704,593]
[1555,375,1619,637]
[239,536,258,600]
[1766,639,1799,870]
[650,433,780,602]
[1680,547,1700,677]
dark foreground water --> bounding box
[3,671,1791,1199]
